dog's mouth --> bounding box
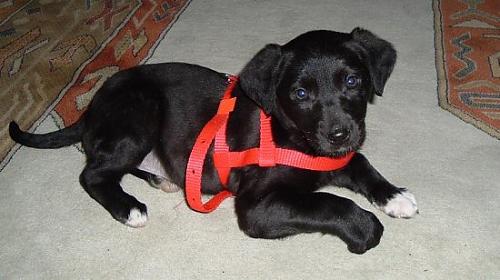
[313,141,360,158]
[302,126,365,158]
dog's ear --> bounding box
[351,27,397,97]
[239,44,282,114]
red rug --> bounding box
[0,0,191,169]
[433,0,500,138]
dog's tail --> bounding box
[9,119,84,149]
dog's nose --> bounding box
[328,127,350,144]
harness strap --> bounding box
[214,111,276,185]
[185,75,354,213]
[185,76,237,213]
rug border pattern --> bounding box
[433,0,500,139]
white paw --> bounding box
[376,190,418,218]
[125,208,148,228]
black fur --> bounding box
[10,28,413,254]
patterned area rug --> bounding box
[0,0,191,169]
[433,0,500,139]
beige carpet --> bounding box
[1,1,499,279]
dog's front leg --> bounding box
[235,189,383,254]
[332,153,418,218]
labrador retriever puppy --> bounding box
[9,28,418,254]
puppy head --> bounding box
[239,28,396,157]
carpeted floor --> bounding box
[1,0,499,279]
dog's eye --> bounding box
[345,74,360,89]
[295,88,308,100]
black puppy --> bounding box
[10,28,417,254]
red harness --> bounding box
[185,76,355,213]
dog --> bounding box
[9,28,418,254]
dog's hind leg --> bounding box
[81,166,147,227]
[79,137,154,228]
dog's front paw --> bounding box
[125,208,148,228]
[376,190,418,218]
[345,210,384,254]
